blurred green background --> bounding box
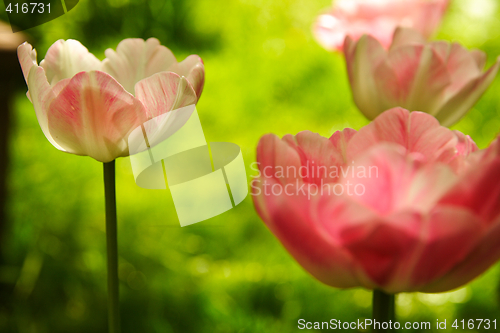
[1,0,500,332]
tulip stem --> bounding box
[372,290,395,332]
[103,161,120,333]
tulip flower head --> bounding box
[314,0,450,51]
[252,108,500,293]
[344,28,500,126]
[18,38,204,162]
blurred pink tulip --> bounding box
[344,28,500,126]
[18,38,204,162]
[252,108,500,293]
[314,0,449,51]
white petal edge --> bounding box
[27,66,68,151]
[39,39,101,86]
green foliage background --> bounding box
[1,0,500,332]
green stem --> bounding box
[103,161,120,333]
[372,290,395,333]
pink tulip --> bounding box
[17,38,204,162]
[314,0,449,51]
[344,28,500,127]
[252,107,500,293]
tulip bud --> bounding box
[344,28,500,126]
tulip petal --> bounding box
[314,13,350,52]
[133,72,199,149]
[303,149,477,292]
[339,212,421,289]
[343,142,457,215]
[470,49,487,70]
[27,66,67,151]
[434,57,500,126]
[373,46,419,109]
[175,55,205,99]
[412,0,450,38]
[102,38,178,94]
[444,44,485,96]
[405,45,451,114]
[375,44,450,114]
[448,131,479,173]
[389,27,426,51]
[47,71,147,162]
[39,39,101,86]
[344,35,388,119]
[314,0,449,52]
[423,215,500,293]
[134,72,198,119]
[255,134,303,185]
[347,108,457,163]
[438,149,500,224]
[454,131,479,156]
[343,143,418,215]
[343,35,357,61]
[329,128,357,163]
[408,207,482,290]
[252,176,364,288]
[430,41,451,63]
[17,42,38,84]
[282,131,344,184]
[343,207,481,293]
